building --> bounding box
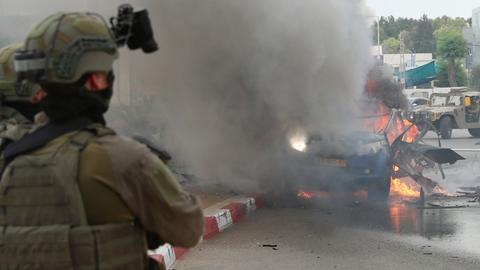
[465,7,480,69]
[370,46,433,83]
[383,53,433,78]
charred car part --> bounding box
[389,110,465,192]
[286,109,464,201]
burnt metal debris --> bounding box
[457,187,480,202]
[387,110,465,193]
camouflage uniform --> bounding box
[0,12,203,269]
[0,43,35,143]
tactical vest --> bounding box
[0,125,148,270]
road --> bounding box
[177,130,480,270]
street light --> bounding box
[377,17,380,59]
[367,16,381,61]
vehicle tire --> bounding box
[438,116,453,139]
[367,174,391,203]
[468,128,480,138]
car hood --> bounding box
[307,132,387,158]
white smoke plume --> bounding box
[113,0,373,191]
[1,0,374,192]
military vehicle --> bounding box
[412,88,480,139]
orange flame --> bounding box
[389,177,420,199]
[364,102,420,145]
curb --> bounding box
[149,195,262,270]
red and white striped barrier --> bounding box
[149,195,262,270]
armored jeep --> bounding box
[412,88,480,139]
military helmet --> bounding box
[14,12,118,84]
[0,43,40,102]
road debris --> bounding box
[260,244,278,248]
[456,187,480,202]
[417,203,469,210]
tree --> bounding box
[398,30,412,53]
[436,60,467,87]
[371,21,386,44]
[410,15,435,53]
[382,37,401,53]
[434,27,468,87]
[433,16,468,32]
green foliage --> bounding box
[434,27,468,60]
[433,16,468,32]
[435,60,467,87]
[382,37,401,53]
[372,15,468,54]
[410,15,435,53]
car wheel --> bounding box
[439,116,453,139]
[468,128,480,138]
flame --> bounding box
[431,186,456,197]
[364,102,420,145]
[389,177,420,199]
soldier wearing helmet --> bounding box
[0,12,203,269]
[0,43,41,147]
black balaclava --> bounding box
[41,72,114,124]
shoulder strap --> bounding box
[2,117,92,160]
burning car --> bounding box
[286,102,464,202]
[288,130,392,201]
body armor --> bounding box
[0,125,147,270]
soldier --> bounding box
[0,12,204,269]
[0,43,40,149]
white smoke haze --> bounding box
[0,0,374,192]
[127,0,373,191]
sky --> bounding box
[366,0,480,18]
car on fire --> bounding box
[286,107,464,202]
[288,131,392,201]
[411,88,480,139]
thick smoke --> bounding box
[367,67,410,110]
[0,0,374,192]
[120,0,373,191]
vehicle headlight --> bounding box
[289,133,307,152]
[406,112,415,121]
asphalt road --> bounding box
[423,129,480,192]
[177,129,480,270]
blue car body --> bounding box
[290,132,392,195]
